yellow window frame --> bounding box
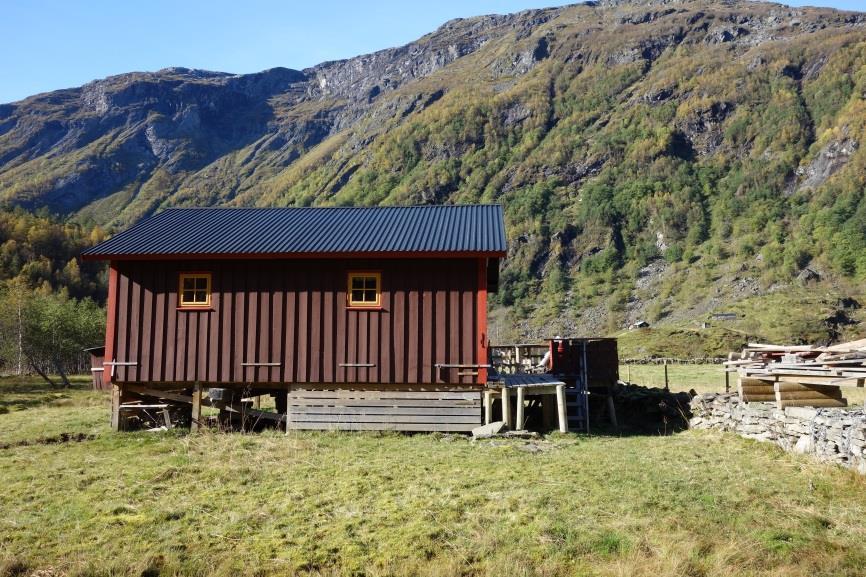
[347,272,381,308]
[179,272,212,308]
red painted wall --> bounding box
[104,258,490,386]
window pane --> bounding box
[180,274,211,306]
[348,274,379,305]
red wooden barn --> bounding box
[82,205,507,432]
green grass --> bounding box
[0,375,109,445]
[614,286,866,361]
[620,363,729,393]
[3,378,866,576]
[616,326,749,359]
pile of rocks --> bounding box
[690,393,866,473]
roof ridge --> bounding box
[162,204,504,211]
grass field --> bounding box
[3,375,866,577]
[620,363,866,406]
[619,363,727,394]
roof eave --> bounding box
[80,250,508,262]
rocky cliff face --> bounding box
[10,0,860,222]
[0,6,571,220]
[3,0,866,340]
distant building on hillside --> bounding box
[711,312,738,321]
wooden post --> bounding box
[110,384,122,431]
[162,408,173,429]
[285,390,291,434]
[502,388,512,429]
[725,371,730,393]
[516,386,525,430]
[541,394,555,430]
[556,384,568,433]
[253,395,261,409]
[484,390,493,425]
[664,360,669,391]
[191,384,202,432]
[606,391,618,429]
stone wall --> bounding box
[690,393,866,473]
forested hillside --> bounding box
[3,0,866,350]
[0,211,104,381]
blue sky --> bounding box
[1,0,862,104]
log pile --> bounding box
[724,339,866,409]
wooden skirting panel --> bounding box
[286,389,482,432]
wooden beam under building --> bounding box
[191,384,202,432]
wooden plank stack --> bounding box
[286,388,482,432]
[737,377,776,402]
[724,339,866,409]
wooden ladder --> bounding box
[564,388,589,432]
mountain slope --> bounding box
[4,0,866,345]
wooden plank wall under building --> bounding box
[107,258,484,386]
[88,348,107,390]
[286,388,482,432]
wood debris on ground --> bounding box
[723,339,866,409]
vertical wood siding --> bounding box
[108,258,486,386]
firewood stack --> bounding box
[724,339,866,409]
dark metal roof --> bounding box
[82,205,507,259]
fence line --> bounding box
[619,357,725,365]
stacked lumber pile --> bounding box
[724,339,866,409]
[736,377,777,403]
